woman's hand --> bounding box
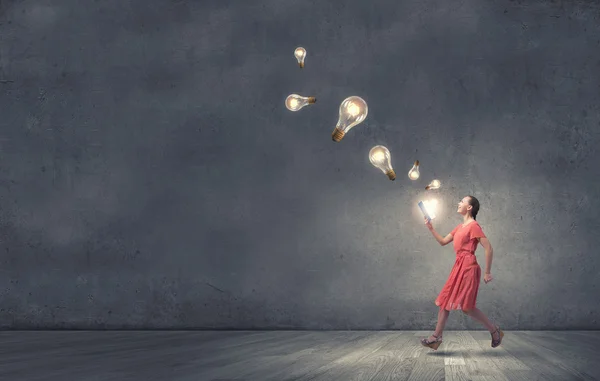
[484,273,493,284]
[424,217,433,230]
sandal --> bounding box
[421,333,443,350]
[491,326,504,348]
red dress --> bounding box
[435,221,486,311]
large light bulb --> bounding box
[294,47,306,68]
[425,179,441,190]
[408,160,420,180]
[285,94,316,111]
[369,145,396,181]
[331,96,368,142]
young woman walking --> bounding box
[420,195,503,350]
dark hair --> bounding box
[467,195,480,220]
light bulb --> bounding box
[425,179,441,190]
[408,160,420,180]
[294,47,306,68]
[331,96,368,142]
[285,94,316,111]
[369,145,396,181]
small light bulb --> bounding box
[408,160,420,180]
[331,96,368,142]
[369,145,396,181]
[425,179,441,190]
[294,47,306,68]
[285,94,316,111]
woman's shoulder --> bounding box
[469,221,484,229]
[464,220,481,229]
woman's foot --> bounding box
[426,334,439,342]
[421,333,443,350]
[491,326,504,348]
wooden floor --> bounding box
[0,330,598,381]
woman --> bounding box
[420,195,503,350]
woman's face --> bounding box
[457,196,471,214]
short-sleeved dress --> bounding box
[435,221,487,311]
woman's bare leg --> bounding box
[464,308,500,340]
[429,307,450,340]
[464,307,495,331]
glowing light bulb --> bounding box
[408,160,420,180]
[369,145,396,181]
[294,47,306,68]
[425,179,441,190]
[285,94,316,111]
[331,96,368,142]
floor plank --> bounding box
[0,330,598,381]
[331,332,413,381]
[503,331,598,381]
[453,331,510,380]
[445,365,471,381]
[301,331,401,381]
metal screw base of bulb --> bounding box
[332,128,345,142]
[299,62,304,68]
[308,97,316,104]
[386,170,396,181]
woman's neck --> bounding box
[462,215,474,225]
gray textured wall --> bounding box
[0,0,599,330]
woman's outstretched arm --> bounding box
[425,218,454,246]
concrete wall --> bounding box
[0,0,599,329]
